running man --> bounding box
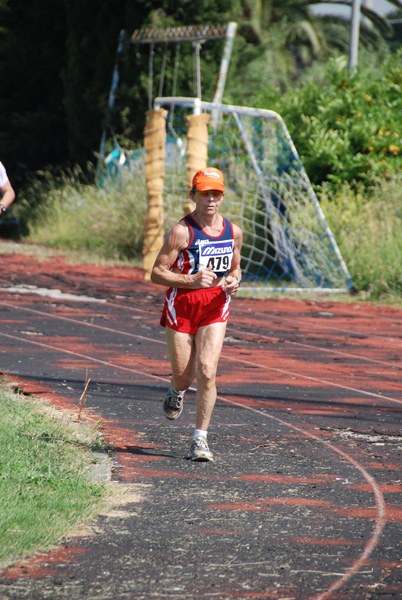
[151,167,242,462]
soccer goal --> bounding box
[152,96,354,293]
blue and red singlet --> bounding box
[160,214,235,334]
[173,214,234,277]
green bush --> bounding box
[253,50,402,193]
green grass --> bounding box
[0,384,107,565]
[320,175,402,303]
[17,165,147,264]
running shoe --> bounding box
[163,385,184,420]
[189,436,214,462]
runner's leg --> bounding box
[194,321,227,431]
[165,326,196,391]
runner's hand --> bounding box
[192,266,217,288]
[225,275,240,296]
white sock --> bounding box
[193,429,208,440]
[170,385,183,396]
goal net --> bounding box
[153,97,353,292]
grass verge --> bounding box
[0,382,108,567]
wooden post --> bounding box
[184,112,210,214]
[142,108,168,280]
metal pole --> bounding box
[211,22,237,126]
[348,0,362,71]
[212,22,237,105]
[193,41,202,101]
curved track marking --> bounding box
[4,323,400,410]
[0,332,168,383]
[216,395,387,600]
[3,290,402,347]
[1,300,401,406]
[108,297,402,370]
[3,293,402,370]
[0,300,161,345]
[222,352,402,406]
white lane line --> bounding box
[2,294,402,369]
[1,301,401,405]
[0,331,169,382]
[0,301,165,345]
[243,308,402,344]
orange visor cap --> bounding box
[192,167,225,192]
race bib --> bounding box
[198,240,234,273]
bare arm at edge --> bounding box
[0,179,16,210]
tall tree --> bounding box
[0,0,151,179]
[0,0,68,184]
[62,0,130,165]
[230,0,402,87]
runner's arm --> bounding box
[151,223,217,289]
[0,179,16,211]
[225,224,243,295]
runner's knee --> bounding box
[196,363,217,388]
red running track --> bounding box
[0,250,401,600]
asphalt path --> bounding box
[0,251,401,600]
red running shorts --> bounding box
[160,286,231,334]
